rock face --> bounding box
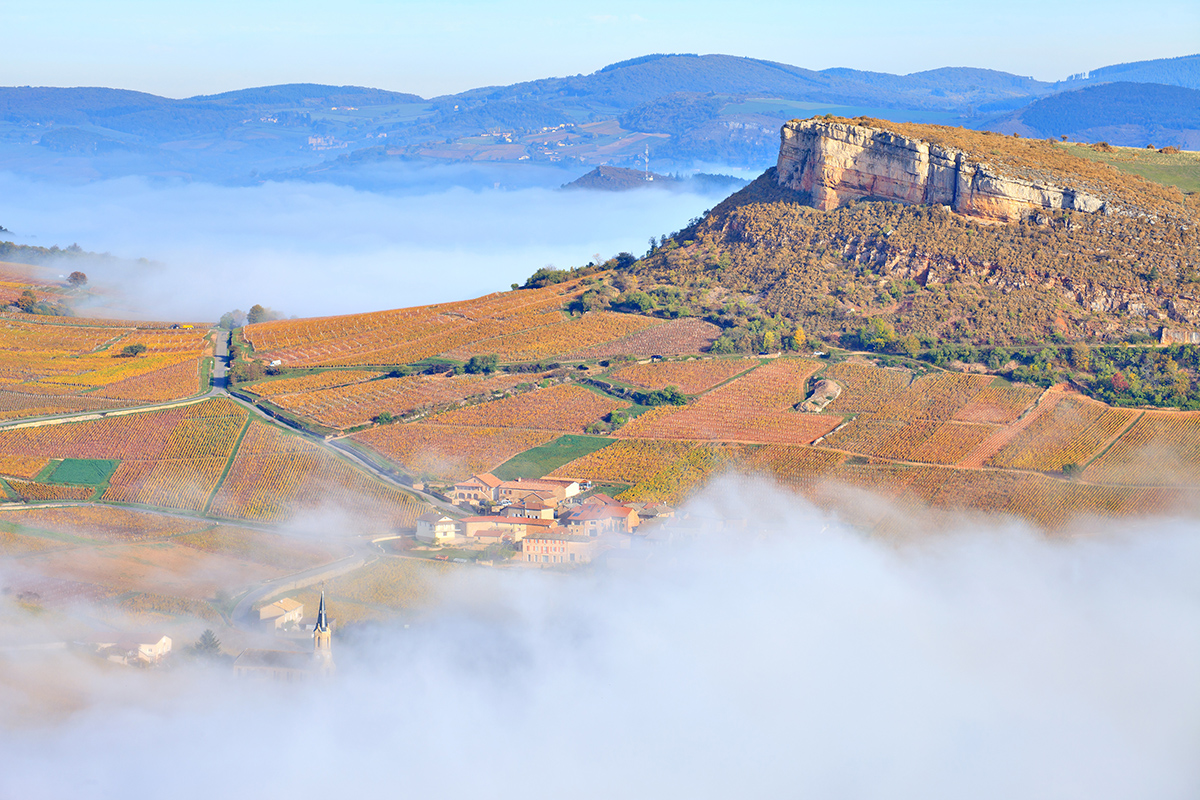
[776,119,1106,223]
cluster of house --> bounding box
[416,473,674,565]
[88,633,172,666]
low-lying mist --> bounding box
[3,479,1198,799]
[0,168,731,321]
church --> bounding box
[233,592,335,681]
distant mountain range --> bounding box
[0,52,1196,185]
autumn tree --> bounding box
[67,271,88,287]
[15,289,36,313]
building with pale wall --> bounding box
[91,633,172,666]
[235,592,335,681]
[416,512,459,543]
[451,473,503,504]
[520,532,598,565]
[259,597,304,631]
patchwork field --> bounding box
[0,315,210,420]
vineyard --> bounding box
[249,370,384,397]
[0,455,50,479]
[549,439,698,485]
[0,506,208,542]
[0,317,209,418]
[209,422,423,531]
[823,416,996,464]
[611,357,758,395]
[444,311,663,362]
[1084,412,1200,485]
[175,526,340,571]
[616,359,841,444]
[101,401,249,511]
[824,362,914,413]
[352,423,557,481]
[952,384,1043,424]
[566,318,723,359]
[281,557,453,624]
[986,395,1139,471]
[427,384,627,433]
[242,282,585,366]
[617,443,748,505]
[268,371,536,430]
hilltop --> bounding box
[616,117,1199,353]
[3,52,1197,183]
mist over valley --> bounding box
[2,12,1199,798]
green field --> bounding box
[492,435,615,480]
[1059,143,1200,194]
[46,458,120,485]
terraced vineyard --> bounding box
[427,384,626,433]
[617,358,840,444]
[268,371,536,430]
[353,423,557,481]
[0,316,210,419]
[611,357,758,395]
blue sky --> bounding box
[4,0,1198,97]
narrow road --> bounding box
[229,534,380,632]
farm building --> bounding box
[451,473,503,504]
[259,597,304,631]
[565,502,640,536]
[90,633,172,666]
[520,532,598,565]
[236,592,335,681]
[416,512,459,543]
[501,497,556,520]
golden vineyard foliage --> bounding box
[1084,412,1200,485]
[353,423,556,481]
[617,358,839,444]
[987,395,1138,471]
[444,311,662,362]
[428,384,627,433]
[825,362,914,413]
[0,317,208,420]
[3,505,207,542]
[952,384,1043,424]
[210,423,423,531]
[243,282,584,366]
[175,526,339,571]
[249,370,385,397]
[611,357,757,395]
[270,371,536,430]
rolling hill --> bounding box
[3,52,1196,184]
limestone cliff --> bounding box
[776,119,1107,223]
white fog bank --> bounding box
[3,482,1198,800]
[0,171,729,320]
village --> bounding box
[416,473,679,567]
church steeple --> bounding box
[312,590,333,674]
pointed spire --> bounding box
[314,590,328,633]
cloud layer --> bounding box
[0,170,726,321]
[3,480,1198,799]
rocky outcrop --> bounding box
[775,119,1107,223]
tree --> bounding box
[247,304,269,325]
[67,271,88,287]
[858,317,897,351]
[192,629,222,659]
[374,411,395,425]
[1070,344,1091,372]
[119,343,147,358]
[219,309,246,330]
[897,333,921,358]
[15,289,35,313]
[464,354,499,374]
